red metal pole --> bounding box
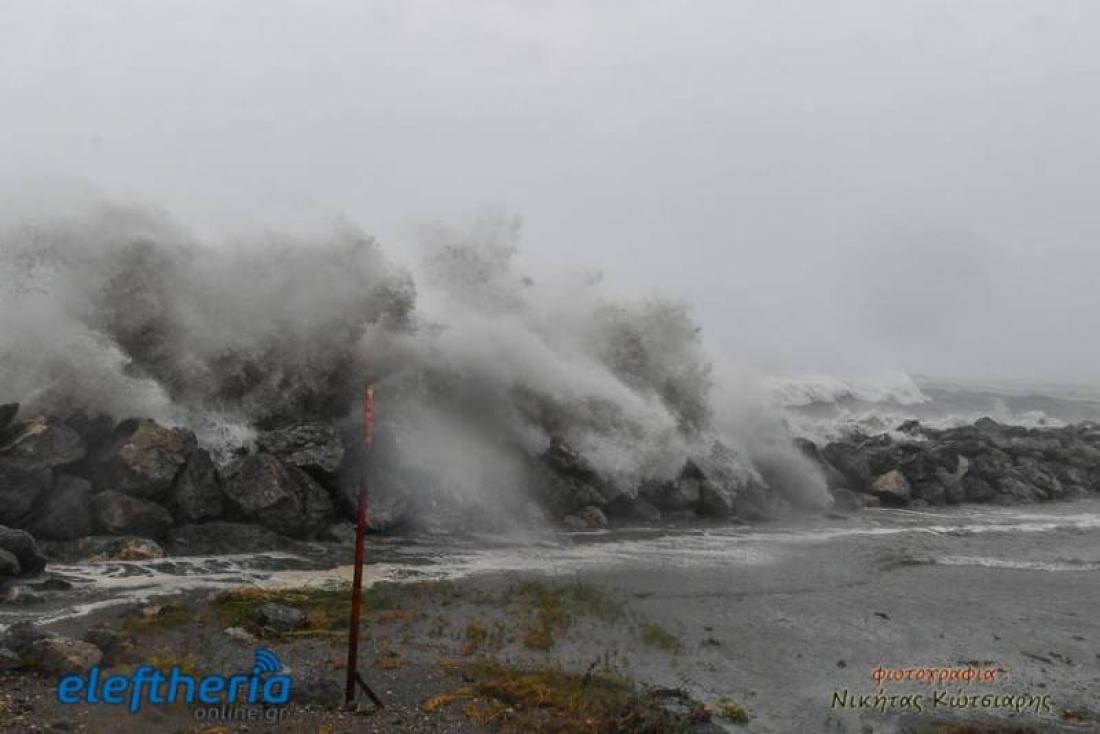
[345,383,382,709]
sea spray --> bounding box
[0,202,831,524]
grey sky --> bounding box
[3,1,1098,384]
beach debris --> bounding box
[223,626,257,643]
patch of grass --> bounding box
[145,653,202,678]
[523,614,559,651]
[639,622,680,652]
[712,698,750,724]
[508,580,625,651]
[213,584,404,636]
[463,622,488,655]
[213,579,487,637]
[424,661,706,734]
[511,580,625,623]
[915,724,1043,734]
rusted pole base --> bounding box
[345,384,382,710]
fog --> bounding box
[3,0,1099,385]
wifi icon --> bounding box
[252,648,283,675]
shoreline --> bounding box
[2,501,1099,732]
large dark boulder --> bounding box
[0,621,56,656]
[641,476,701,512]
[91,419,195,501]
[830,488,865,513]
[822,442,873,493]
[0,526,47,575]
[0,404,17,431]
[871,470,911,505]
[0,418,85,472]
[257,422,345,475]
[164,521,292,555]
[168,449,223,523]
[698,480,736,518]
[535,439,615,514]
[607,493,662,522]
[27,475,93,540]
[0,548,21,577]
[40,535,166,563]
[1014,457,1065,500]
[0,465,52,528]
[89,491,174,537]
[962,476,997,502]
[222,454,334,539]
[996,476,1040,503]
[794,438,849,490]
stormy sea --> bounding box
[2,207,1099,732]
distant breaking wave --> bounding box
[769,372,1100,444]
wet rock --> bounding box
[539,439,616,512]
[962,476,997,502]
[367,494,408,534]
[698,480,735,518]
[293,675,342,707]
[164,521,289,555]
[30,636,102,674]
[91,419,196,501]
[0,548,20,577]
[83,628,138,666]
[257,422,345,474]
[318,521,358,544]
[0,647,20,669]
[729,479,778,521]
[89,491,174,537]
[871,470,911,505]
[644,476,702,512]
[0,526,47,575]
[222,453,334,539]
[830,488,865,513]
[42,535,166,563]
[794,438,849,491]
[169,448,223,522]
[0,465,51,529]
[0,404,17,431]
[256,602,307,632]
[0,621,56,656]
[911,478,946,505]
[607,494,662,522]
[27,475,93,541]
[1015,457,1065,499]
[563,505,607,530]
[0,417,85,472]
[60,411,116,458]
[822,442,873,493]
[936,468,966,504]
[997,476,1040,503]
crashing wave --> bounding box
[0,203,831,523]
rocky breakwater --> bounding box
[0,403,361,585]
[798,417,1100,510]
[0,398,781,579]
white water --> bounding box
[8,499,1099,631]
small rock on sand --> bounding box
[30,636,102,674]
